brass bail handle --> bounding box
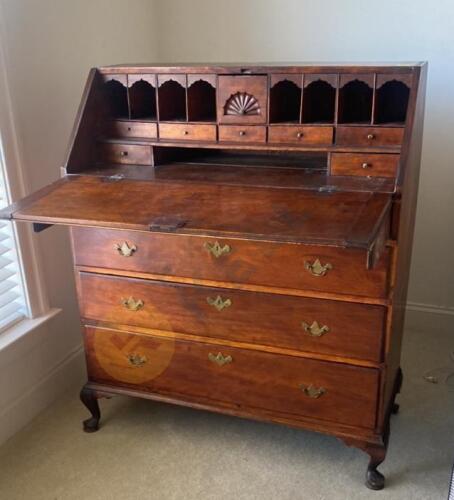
[302,321,330,337]
[115,241,137,257]
[121,297,144,311]
[208,352,233,366]
[304,259,332,277]
[300,384,326,399]
[127,353,147,367]
[204,241,231,258]
[206,295,232,312]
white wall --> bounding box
[154,0,454,315]
[0,0,158,444]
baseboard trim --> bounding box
[406,301,454,316]
[0,343,85,446]
[405,301,454,334]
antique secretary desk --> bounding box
[1,63,426,490]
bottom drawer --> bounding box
[85,326,378,429]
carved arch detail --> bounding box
[223,92,261,116]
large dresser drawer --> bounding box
[84,326,379,429]
[336,126,404,147]
[71,228,390,298]
[79,273,385,362]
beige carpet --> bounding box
[0,324,453,500]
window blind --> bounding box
[0,141,27,331]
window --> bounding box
[0,24,54,343]
[0,138,28,331]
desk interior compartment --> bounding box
[128,75,157,120]
[301,75,336,124]
[187,75,217,122]
[101,74,129,119]
[158,74,187,122]
[269,75,302,124]
[338,74,373,124]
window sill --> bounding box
[0,308,62,352]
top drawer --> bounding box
[336,126,404,147]
[71,227,390,298]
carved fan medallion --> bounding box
[224,92,261,116]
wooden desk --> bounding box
[1,63,427,490]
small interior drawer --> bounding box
[218,125,266,143]
[109,120,157,139]
[268,126,333,145]
[330,153,399,178]
[336,126,404,147]
[98,143,152,165]
[159,123,217,142]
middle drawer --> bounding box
[78,272,385,362]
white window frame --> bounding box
[0,21,59,346]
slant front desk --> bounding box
[1,63,427,490]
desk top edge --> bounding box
[98,62,427,74]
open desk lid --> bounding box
[0,175,391,260]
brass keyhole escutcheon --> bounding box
[204,241,231,258]
[207,295,232,312]
[115,241,137,257]
[127,353,148,367]
[304,259,332,277]
[121,297,144,311]
[208,352,233,366]
[300,384,326,399]
[302,321,330,337]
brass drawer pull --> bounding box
[367,133,375,140]
[120,151,129,156]
[114,241,137,257]
[208,352,233,366]
[302,321,330,337]
[121,297,144,311]
[127,353,147,367]
[300,384,326,399]
[361,162,371,169]
[304,259,332,277]
[207,295,232,312]
[296,131,303,138]
[204,241,231,258]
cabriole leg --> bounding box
[80,385,101,433]
[365,444,387,490]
